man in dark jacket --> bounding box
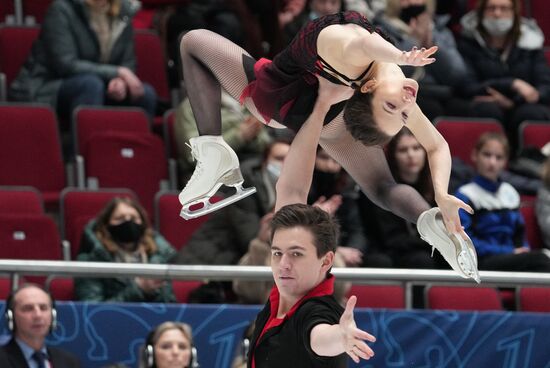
[0,284,82,368]
[9,0,156,118]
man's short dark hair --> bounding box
[270,203,339,257]
[344,91,392,147]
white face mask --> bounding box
[482,18,513,37]
[266,161,282,180]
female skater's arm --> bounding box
[275,78,353,212]
[318,25,437,68]
[406,105,474,235]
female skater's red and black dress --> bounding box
[240,11,391,132]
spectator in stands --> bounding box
[138,322,196,368]
[457,0,550,151]
[373,0,469,119]
[173,138,292,265]
[174,90,272,181]
[536,156,550,249]
[75,197,176,302]
[363,127,445,268]
[0,284,82,367]
[455,132,550,271]
[9,0,157,119]
[284,0,344,45]
[309,147,392,268]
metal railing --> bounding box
[1,260,549,309]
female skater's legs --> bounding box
[180,29,255,135]
[178,30,258,217]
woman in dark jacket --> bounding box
[457,0,550,150]
[75,197,176,303]
[9,0,156,118]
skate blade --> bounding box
[451,233,481,284]
[180,186,257,220]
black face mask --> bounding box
[399,4,427,24]
[312,169,339,198]
[107,220,145,244]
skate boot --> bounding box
[179,135,256,219]
[417,207,481,283]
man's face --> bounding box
[13,287,52,341]
[271,227,333,302]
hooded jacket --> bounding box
[457,11,550,103]
[9,0,140,107]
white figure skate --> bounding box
[178,135,256,219]
[417,207,481,283]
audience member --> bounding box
[309,147,392,268]
[455,132,550,272]
[364,127,445,268]
[0,284,82,367]
[457,0,550,150]
[174,91,272,180]
[9,0,157,120]
[284,0,344,45]
[75,197,177,302]
[536,156,550,250]
[373,0,469,119]
[173,138,291,265]
[138,322,197,368]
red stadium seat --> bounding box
[346,284,405,309]
[434,117,503,166]
[83,131,169,217]
[0,186,44,214]
[517,287,550,312]
[518,121,550,151]
[163,108,177,159]
[0,103,65,210]
[425,285,503,311]
[154,191,214,250]
[23,0,53,24]
[47,277,75,301]
[530,0,550,46]
[171,280,204,303]
[134,30,170,102]
[60,188,137,259]
[519,203,543,249]
[0,214,63,261]
[73,106,151,156]
[0,25,40,88]
[0,277,13,300]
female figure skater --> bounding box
[178,11,479,282]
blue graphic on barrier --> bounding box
[0,302,549,367]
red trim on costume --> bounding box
[251,274,335,368]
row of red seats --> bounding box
[0,25,170,108]
[0,187,209,260]
[1,273,548,312]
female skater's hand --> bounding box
[436,193,474,239]
[339,296,376,363]
[316,75,355,108]
[396,46,437,66]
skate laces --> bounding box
[183,142,204,189]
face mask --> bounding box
[399,4,427,24]
[108,220,145,244]
[482,18,513,37]
[266,161,282,181]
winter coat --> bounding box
[75,220,176,303]
[9,0,140,107]
[457,11,550,104]
[536,186,550,249]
